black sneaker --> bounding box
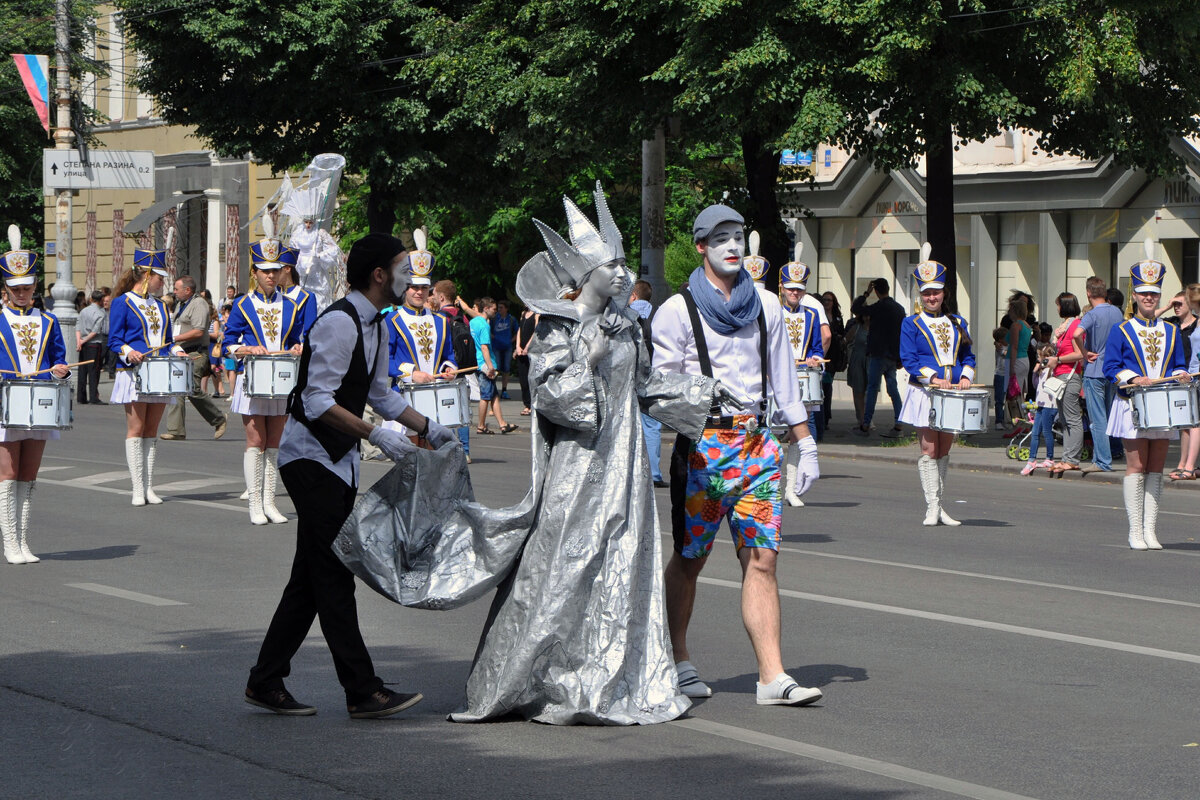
[244,686,317,716]
[347,689,423,719]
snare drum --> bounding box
[134,355,193,397]
[928,388,990,434]
[244,354,300,399]
[796,366,823,405]
[1128,382,1200,431]
[398,378,471,428]
[0,379,71,430]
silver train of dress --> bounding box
[335,253,717,725]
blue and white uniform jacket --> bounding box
[1103,315,1187,397]
[223,290,303,374]
[284,285,317,338]
[109,291,182,368]
[900,311,976,385]
[387,305,457,386]
[0,305,67,379]
[781,301,824,363]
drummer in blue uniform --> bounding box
[224,222,304,525]
[0,226,69,563]
[897,243,976,527]
[778,252,824,507]
[388,231,456,387]
[110,232,188,507]
[1102,241,1192,551]
[278,256,317,336]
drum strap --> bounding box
[680,287,768,409]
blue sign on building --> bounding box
[798,150,814,167]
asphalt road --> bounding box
[2,400,1198,800]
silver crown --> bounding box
[533,181,625,290]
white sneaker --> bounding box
[756,673,822,706]
[675,660,713,698]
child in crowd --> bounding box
[1021,343,1060,475]
[993,327,1009,428]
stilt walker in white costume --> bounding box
[1103,240,1192,550]
[0,226,70,563]
[778,244,825,506]
[224,219,305,525]
[898,244,976,526]
[109,231,187,506]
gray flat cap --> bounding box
[692,204,745,243]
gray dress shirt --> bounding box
[277,291,410,487]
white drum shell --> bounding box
[134,356,193,397]
[797,367,824,405]
[398,379,471,428]
[244,354,300,399]
[1128,383,1200,431]
[1,379,72,430]
[928,388,990,434]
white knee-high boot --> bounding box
[262,448,288,524]
[936,456,961,526]
[918,455,940,526]
[1,479,24,564]
[783,443,803,507]
[126,437,145,506]
[1142,472,1164,550]
[15,480,38,563]
[142,438,163,504]
[244,448,267,525]
[1124,474,1147,550]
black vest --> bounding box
[287,297,379,462]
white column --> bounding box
[107,13,124,122]
[204,190,224,300]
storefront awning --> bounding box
[124,192,203,234]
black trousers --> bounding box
[78,341,105,403]
[516,354,532,408]
[668,435,695,556]
[247,459,383,703]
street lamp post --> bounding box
[52,0,79,363]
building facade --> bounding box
[783,133,1200,377]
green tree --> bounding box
[822,0,1200,302]
[0,2,98,251]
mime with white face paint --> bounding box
[651,204,823,708]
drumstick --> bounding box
[1120,372,1200,390]
[0,359,93,377]
[451,366,478,375]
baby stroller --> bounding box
[1006,400,1093,462]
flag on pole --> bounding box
[11,54,51,133]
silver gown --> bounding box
[335,254,718,725]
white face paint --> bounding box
[391,255,411,300]
[703,222,745,277]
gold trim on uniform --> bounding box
[138,301,161,336]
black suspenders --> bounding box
[680,287,769,414]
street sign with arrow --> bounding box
[43,149,154,194]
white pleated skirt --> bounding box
[0,427,58,442]
[898,384,931,428]
[230,374,288,417]
[110,370,177,405]
[1106,397,1176,441]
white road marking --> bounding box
[777,547,1200,609]
[1082,503,1200,519]
[67,583,186,606]
[153,478,237,493]
[38,477,249,515]
[63,470,133,486]
[698,576,1200,665]
[676,718,1040,800]
[36,465,71,472]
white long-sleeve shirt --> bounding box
[652,277,806,427]
[278,290,410,487]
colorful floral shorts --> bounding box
[676,418,782,559]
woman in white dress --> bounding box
[223,231,304,524]
[109,237,187,507]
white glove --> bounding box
[712,381,741,413]
[368,426,418,462]
[794,436,819,497]
[425,419,458,449]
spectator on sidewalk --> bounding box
[76,290,108,404]
[470,297,517,435]
[1047,292,1086,476]
[850,277,905,435]
[1075,277,1124,473]
[491,299,515,399]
